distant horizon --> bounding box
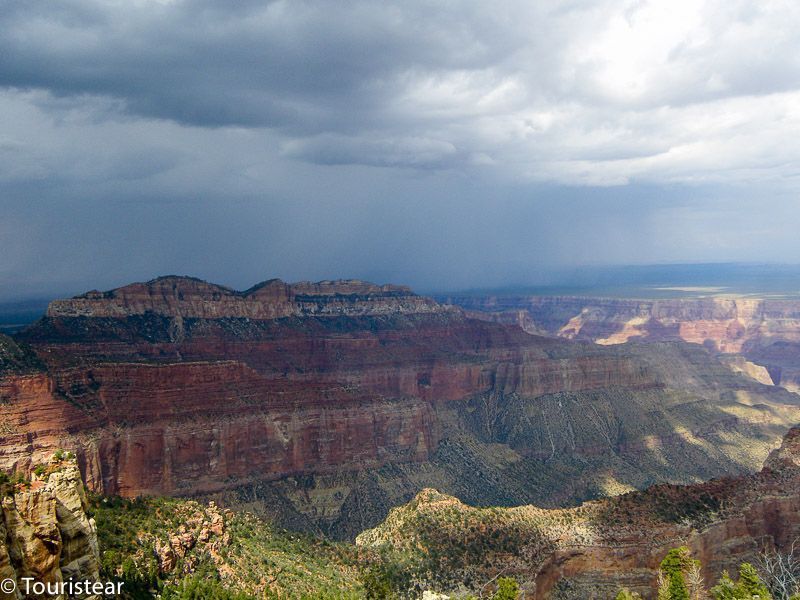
[5,260,800,304]
[4,3,800,309]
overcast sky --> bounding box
[2,0,800,299]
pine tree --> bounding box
[659,547,707,600]
[710,566,773,599]
[737,563,771,599]
[710,570,740,599]
[661,548,695,579]
[669,571,691,600]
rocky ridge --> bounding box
[47,276,446,320]
[357,424,800,598]
[91,493,365,598]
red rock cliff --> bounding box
[5,278,798,510]
[46,276,445,319]
[445,293,800,390]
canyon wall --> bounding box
[2,277,799,535]
[46,276,446,320]
[0,362,440,497]
[531,425,800,598]
[0,333,659,499]
[442,293,800,390]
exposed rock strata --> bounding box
[0,458,100,600]
[444,294,800,390]
[47,276,446,320]
[443,295,800,351]
[534,426,800,598]
[3,277,799,535]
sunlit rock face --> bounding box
[533,425,800,599]
[358,425,800,599]
[0,459,100,599]
[445,294,800,390]
[2,277,799,537]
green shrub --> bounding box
[667,571,690,600]
[493,577,520,600]
[10,472,27,486]
[360,557,416,599]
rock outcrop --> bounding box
[358,424,800,598]
[46,276,446,320]
[0,457,100,600]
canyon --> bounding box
[441,293,800,392]
[2,277,799,540]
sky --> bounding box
[2,0,800,299]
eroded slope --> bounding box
[3,277,799,539]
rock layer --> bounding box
[0,459,100,600]
[532,426,800,598]
[3,277,799,535]
[47,276,445,320]
[444,293,800,390]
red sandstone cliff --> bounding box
[0,336,655,497]
[46,276,445,320]
[2,277,798,535]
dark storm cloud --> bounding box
[0,0,525,130]
[3,1,800,177]
[2,1,800,300]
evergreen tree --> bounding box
[711,566,773,599]
[669,571,691,600]
[661,548,695,579]
[659,547,707,600]
[737,563,771,599]
[710,570,739,599]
